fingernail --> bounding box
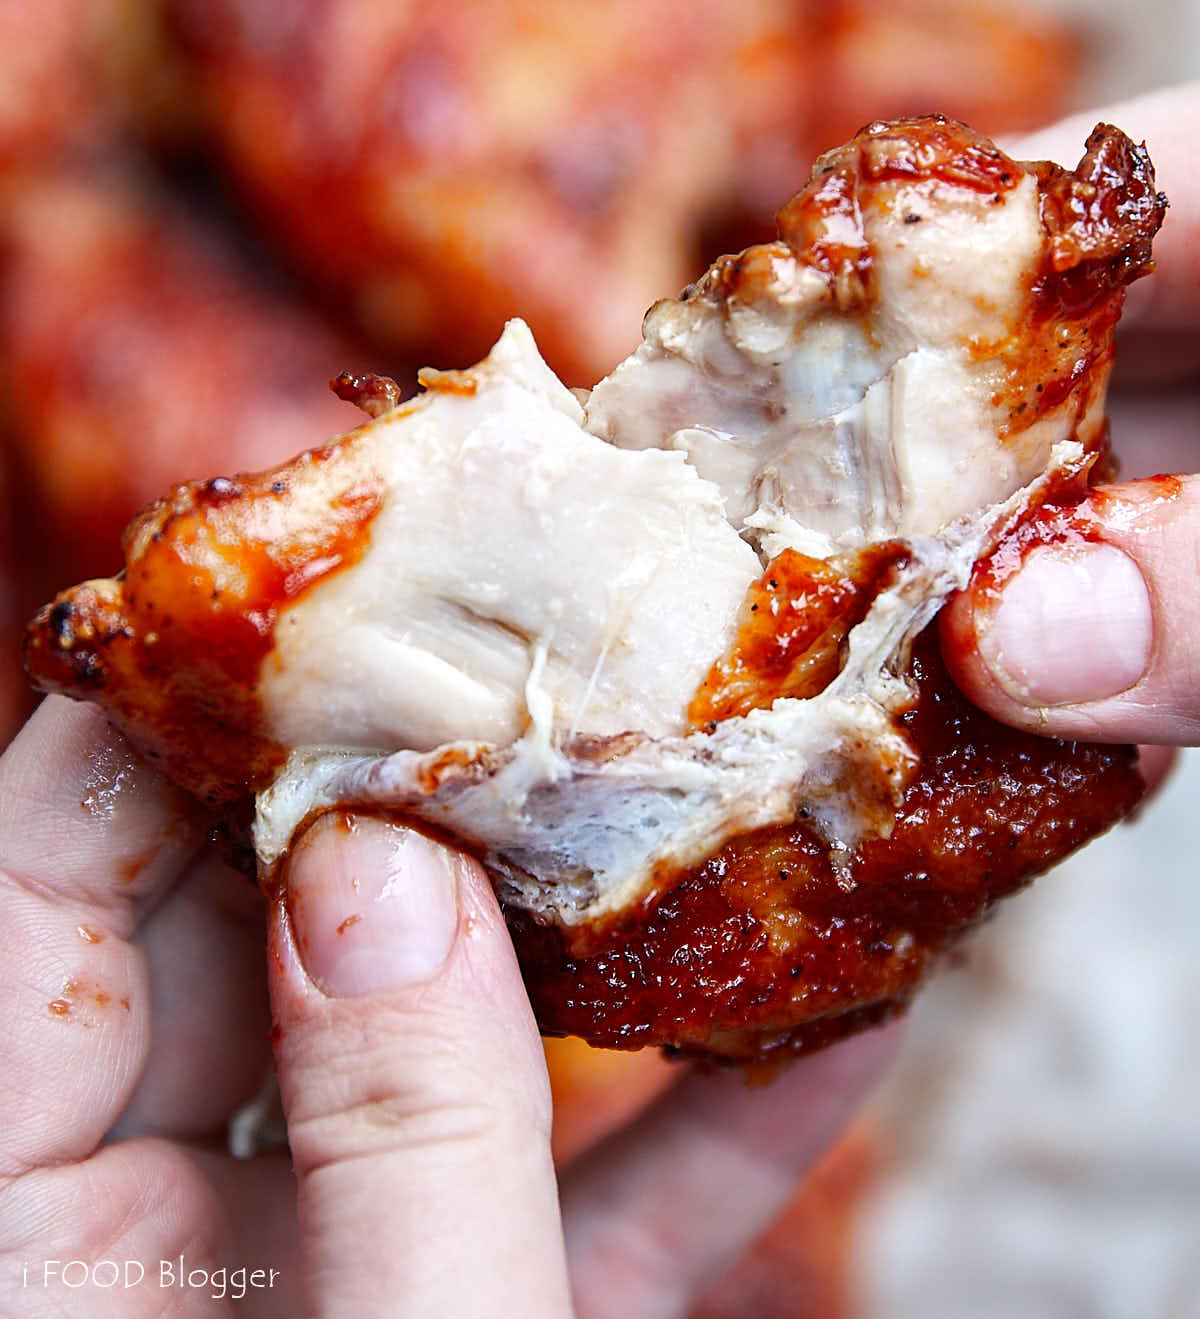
[286,815,461,997]
[976,543,1153,706]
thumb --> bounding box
[267,812,572,1319]
[941,474,1200,746]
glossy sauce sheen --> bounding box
[688,544,909,726]
[1002,125,1165,431]
[25,446,384,801]
[511,630,1143,1063]
[966,473,1183,610]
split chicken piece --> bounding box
[26,118,1162,1063]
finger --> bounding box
[2,1140,301,1318]
[107,853,272,1143]
[269,813,572,1319]
[1135,744,1178,797]
[560,1024,900,1319]
[941,475,1200,745]
[1009,82,1200,345]
[1106,386,1200,481]
[187,1146,305,1315]
[0,697,204,919]
[0,698,205,1176]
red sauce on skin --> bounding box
[977,124,1167,440]
[777,117,1024,312]
[1032,125,1165,317]
[416,366,479,397]
[972,497,1099,601]
[851,116,1021,194]
[509,630,1142,1063]
[45,977,115,1026]
[777,165,870,307]
[688,544,910,726]
[966,472,1183,614]
[1090,473,1183,514]
[24,444,385,803]
[119,848,155,886]
[330,371,402,418]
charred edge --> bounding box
[664,998,908,1070]
[23,599,110,691]
[1032,123,1168,318]
[48,600,75,647]
[330,370,402,418]
[196,475,246,506]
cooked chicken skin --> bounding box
[26,118,1161,1062]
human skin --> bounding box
[0,696,898,1318]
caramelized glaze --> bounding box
[25,448,384,802]
[688,544,910,726]
[512,631,1142,1062]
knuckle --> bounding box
[283,1015,529,1176]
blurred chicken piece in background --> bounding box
[712,0,1079,250]
[0,0,193,167]
[165,0,815,382]
[165,0,1079,383]
[0,168,364,581]
[0,442,27,743]
[811,0,1077,148]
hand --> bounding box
[943,82,1200,771]
[0,697,897,1317]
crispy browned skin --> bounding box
[510,632,1141,1062]
[23,117,1160,1064]
[24,442,385,803]
[688,546,913,726]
